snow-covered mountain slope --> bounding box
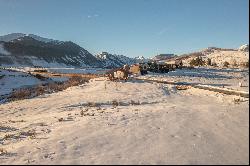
[0,33,55,43]
[27,34,55,43]
[179,45,249,67]
[134,56,150,63]
[151,54,177,61]
[0,34,103,68]
[96,52,136,68]
[238,44,249,52]
[0,33,26,42]
[206,49,249,66]
[0,33,140,68]
[0,43,10,55]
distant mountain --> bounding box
[96,52,136,68]
[0,33,56,43]
[27,34,55,43]
[134,56,149,63]
[151,54,177,61]
[0,33,26,42]
[0,33,141,68]
[0,33,102,67]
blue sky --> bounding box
[0,0,249,57]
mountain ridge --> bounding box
[0,33,248,68]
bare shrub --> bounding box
[241,61,249,68]
[58,118,64,122]
[112,100,119,107]
[233,98,244,104]
[3,134,14,140]
[233,98,240,104]
[47,82,64,92]
[8,76,89,102]
[223,61,230,68]
[87,102,96,107]
[130,100,140,105]
[34,74,47,81]
[9,119,25,123]
[0,148,8,155]
[80,110,84,117]
[189,57,205,66]
[9,88,32,101]
[212,62,217,67]
[34,85,45,96]
[20,130,36,139]
[206,58,212,66]
[176,85,191,90]
[232,59,237,67]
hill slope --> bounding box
[0,33,140,68]
[0,34,102,67]
[179,45,249,67]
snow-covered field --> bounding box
[139,67,249,92]
[0,66,108,100]
[0,69,249,164]
[0,68,69,103]
[0,69,46,96]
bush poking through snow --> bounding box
[19,130,36,139]
[80,110,84,117]
[10,89,32,101]
[87,102,97,107]
[232,59,237,67]
[58,118,64,122]
[189,57,206,67]
[34,86,46,96]
[34,74,47,81]
[206,58,212,66]
[212,62,218,67]
[233,98,245,104]
[240,61,249,68]
[112,100,119,107]
[3,134,13,140]
[0,148,8,156]
[130,100,141,105]
[176,85,191,90]
[223,61,230,68]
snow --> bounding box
[28,34,54,43]
[96,52,136,67]
[181,47,249,67]
[138,67,249,92]
[0,33,54,43]
[0,74,248,164]
[238,44,249,52]
[29,57,71,68]
[0,69,45,96]
[207,50,249,66]
[0,33,26,42]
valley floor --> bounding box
[0,75,249,164]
